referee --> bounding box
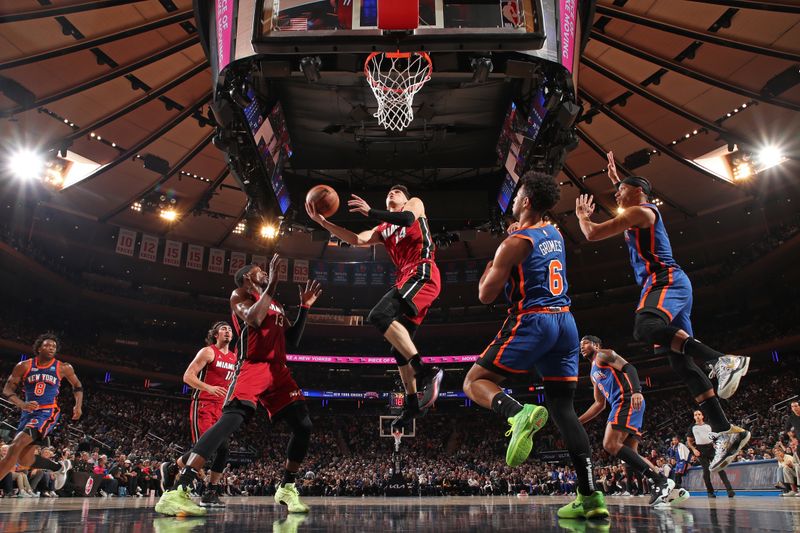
[687,410,735,498]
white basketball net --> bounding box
[364,52,432,132]
[392,430,403,452]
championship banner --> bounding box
[369,263,387,285]
[185,244,204,271]
[163,240,182,267]
[353,263,368,286]
[312,260,329,282]
[139,234,158,262]
[252,254,267,271]
[208,248,226,274]
[464,260,480,283]
[293,259,309,283]
[332,263,350,284]
[229,251,247,275]
[115,228,136,257]
[277,258,289,282]
[443,261,461,284]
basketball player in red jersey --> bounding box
[306,184,443,431]
[159,321,237,508]
[156,255,321,517]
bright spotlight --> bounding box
[261,224,278,239]
[755,146,786,171]
[159,208,178,221]
[616,207,625,215]
[8,149,45,181]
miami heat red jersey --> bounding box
[377,217,435,281]
[232,293,288,363]
[194,345,238,403]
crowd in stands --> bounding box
[1,355,797,499]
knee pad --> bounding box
[367,297,401,333]
[633,312,679,346]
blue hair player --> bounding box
[0,333,82,484]
[578,335,688,507]
[575,151,751,474]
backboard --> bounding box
[379,415,416,437]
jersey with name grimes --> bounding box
[505,223,570,312]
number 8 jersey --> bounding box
[23,359,61,407]
[505,222,570,312]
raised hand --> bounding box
[298,279,323,307]
[347,194,371,217]
[575,194,596,220]
[607,151,621,185]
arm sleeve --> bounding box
[620,363,642,393]
[285,306,309,348]
[367,208,415,227]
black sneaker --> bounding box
[707,492,716,498]
[649,477,674,506]
[159,462,176,493]
[416,367,444,409]
[727,490,735,498]
[200,488,225,508]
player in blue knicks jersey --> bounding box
[575,151,750,474]
[578,335,688,508]
[462,172,608,520]
[0,333,83,483]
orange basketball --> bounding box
[306,184,339,218]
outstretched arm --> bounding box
[60,363,83,420]
[478,236,531,304]
[286,280,323,348]
[306,201,381,246]
[349,196,425,228]
[575,195,655,241]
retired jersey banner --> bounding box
[312,261,329,282]
[252,254,267,271]
[369,263,387,285]
[229,251,247,275]
[443,261,461,284]
[277,258,289,282]
[332,263,350,284]
[115,228,136,257]
[186,244,204,271]
[163,240,182,267]
[353,263,368,286]
[293,259,309,283]
[208,248,226,274]
[139,234,158,262]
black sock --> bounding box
[617,446,664,482]
[491,391,523,418]
[173,467,198,491]
[282,470,297,485]
[405,393,420,412]
[570,451,596,496]
[409,354,426,376]
[682,337,725,363]
[208,483,220,494]
[32,456,61,471]
[699,397,732,432]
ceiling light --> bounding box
[7,149,45,181]
[755,145,786,171]
[233,221,246,235]
[160,208,178,221]
[616,207,625,215]
[131,201,142,212]
[261,224,278,239]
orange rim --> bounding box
[364,51,432,95]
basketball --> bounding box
[306,185,339,218]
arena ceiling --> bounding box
[1,0,799,259]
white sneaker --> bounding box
[54,459,71,490]
[709,355,750,399]
[781,491,797,496]
[710,426,751,473]
[668,487,690,506]
[49,491,59,498]
[100,489,108,498]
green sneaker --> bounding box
[154,486,206,517]
[582,491,610,519]
[558,493,585,519]
[274,483,310,513]
[505,404,548,467]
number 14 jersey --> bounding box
[505,222,571,312]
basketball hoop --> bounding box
[392,430,403,452]
[364,51,432,132]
